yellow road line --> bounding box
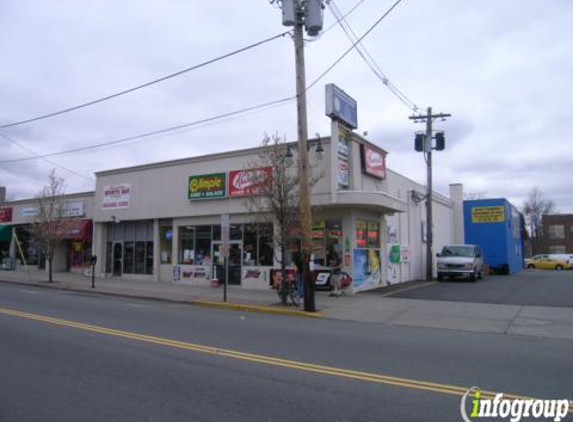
[380,281,438,297]
[0,306,569,411]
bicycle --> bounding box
[272,270,300,306]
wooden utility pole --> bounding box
[409,107,451,281]
[294,16,315,312]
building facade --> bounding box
[543,213,573,254]
[90,128,462,293]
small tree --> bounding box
[243,133,321,304]
[522,187,555,255]
[32,169,72,282]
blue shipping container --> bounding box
[463,198,524,274]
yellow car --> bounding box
[525,254,572,270]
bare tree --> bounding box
[31,169,73,282]
[242,133,321,304]
[522,187,555,255]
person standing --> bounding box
[293,249,304,300]
[328,248,342,297]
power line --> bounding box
[0,31,290,129]
[306,0,405,91]
[328,0,419,112]
[0,132,94,180]
[0,1,405,165]
[0,96,295,164]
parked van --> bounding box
[436,244,484,282]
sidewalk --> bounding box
[1,269,572,341]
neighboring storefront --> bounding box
[1,193,95,272]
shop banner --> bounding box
[63,201,85,217]
[387,243,401,284]
[188,173,226,200]
[18,206,39,218]
[0,207,13,223]
[361,144,386,179]
[228,167,272,197]
[337,125,350,188]
[103,183,131,210]
[352,249,382,291]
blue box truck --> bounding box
[463,198,525,274]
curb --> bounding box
[0,278,323,318]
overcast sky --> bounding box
[1,0,572,212]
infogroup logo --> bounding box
[460,387,570,422]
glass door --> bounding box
[113,242,123,276]
[212,242,242,285]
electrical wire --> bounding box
[328,0,419,112]
[0,132,94,180]
[306,0,405,91]
[0,31,290,129]
[0,0,405,165]
[0,96,295,164]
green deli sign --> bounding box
[188,173,227,200]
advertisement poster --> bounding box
[103,183,131,210]
[361,144,386,179]
[352,249,382,291]
[337,125,350,188]
[0,207,13,223]
[401,245,411,262]
[269,269,296,289]
[188,173,226,200]
[228,167,272,197]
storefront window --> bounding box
[326,220,343,255]
[124,241,134,273]
[312,220,326,266]
[134,242,145,274]
[160,225,172,264]
[145,241,153,274]
[195,226,212,266]
[367,222,380,248]
[243,223,273,266]
[356,219,380,249]
[179,226,195,264]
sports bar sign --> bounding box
[188,173,226,200]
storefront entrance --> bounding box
[212,241,242,285]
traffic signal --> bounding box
[435,132,445,150]
[415,133,425,151]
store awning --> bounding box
[60,219,92,241]
[0,225,12,242]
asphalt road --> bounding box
[382,270,573,307]
[0,283,571,422]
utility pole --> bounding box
[293,18,315,312]
[275,0,323,312]
[410,107,451,281]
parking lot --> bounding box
[375,269,573,308]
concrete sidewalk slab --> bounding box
[1,270,573,340]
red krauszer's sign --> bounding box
[229,167,273,197]
[362,144,386,179]
[0,206,13,223]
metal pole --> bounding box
[224,256,228,302]
[294,14,315,312]
[425,107,433,281]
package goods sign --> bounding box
[188,173,226,200]
[472,206,505,223]
[361,144,386,179]
[103,183,131,210]
[228,167,272,197]
[0,206,12,223]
